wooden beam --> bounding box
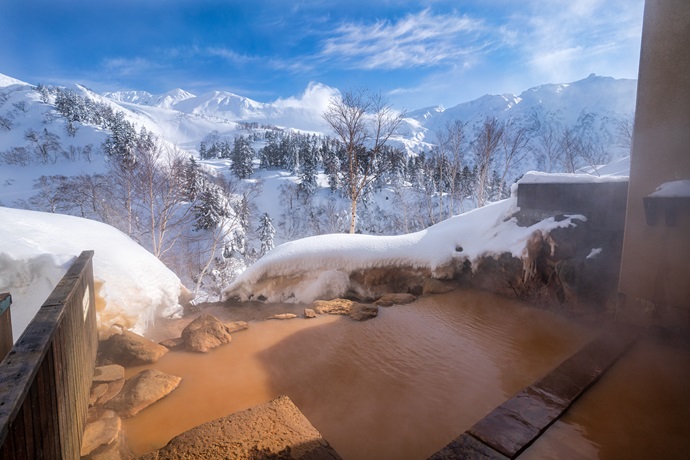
[0,294,12,362]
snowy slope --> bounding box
[0,73,30,88]
[0,83,110,205]
[0,207,185,342]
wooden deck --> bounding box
[0,251,97,459]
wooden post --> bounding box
[0,293,11,362]
[0,251,96,459]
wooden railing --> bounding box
[0,251,97,459]
[0,294,12,362]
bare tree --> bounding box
[24,128,62,164]
[105,150,138,236]
[533,123,563,173]
[576,138,611,176]
[323,89,405,233]
[616,116,634,151]
[135,140,195,260]
[437,119,467,216]
[497,120,531,194]
[559,127,581,173]
[472,117,505,207]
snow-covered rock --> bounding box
[222,196,585,303]
[0,207,185,341]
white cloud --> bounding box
[505,0,644,82]
[318,9,488,70]
[205,47,254,64]
[102,57,159,76]
[272,81,338,111]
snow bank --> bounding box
[0,207,184,341]
[223,197,585,303]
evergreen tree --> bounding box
[259,134,281,169]
[198,141,208,160]
[219,140,232,159]
[207,142,219,159]
[102,112,137,165]
[183,156,201,201]
[234,194,251,231]
[322,142,340,192]
[230,136,254,179]
[458,166,476,202]
[257,212,275,256]
[487,169,507,202]
[192,185,228,231]
[298,139,318,196]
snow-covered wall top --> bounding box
[649,180,690,198]
[519,170,629,184]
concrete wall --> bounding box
[618,0,690,327]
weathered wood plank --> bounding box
[0,251,96,459]
[432,329,637,459]
[0,293,12,362]
[428,433,509,460]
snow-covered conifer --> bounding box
[257,212,275,256]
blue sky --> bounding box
[1,0,644,109]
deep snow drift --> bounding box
[222,193,585,303]
[0,207,185,342]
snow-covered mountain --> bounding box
[408,74,637,144]
[95,73,638,154]
[0,69,637,210]
[104,88,196,108]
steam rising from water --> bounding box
[123,289,593,458]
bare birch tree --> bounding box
[472,117,505,207]
[135,141,194,260]
[323,89,405,233]
[497,120,531,194]
[436,119,466,216]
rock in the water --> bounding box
[349,303,379,321]
[98,331,169,366]
[89,383,109,406]
[93,364,125,383]
[105,369,181,418]
[89,366,125,406]
[423,278,455,295]
[374,293,417,307]
[95,379,125,407]
[313,299,353,315]
[267,313,298,320]
[304,308,317,318]
[181,314,234,353]
[80,411,122,456]
[226,321,249,333]
[159,336,185,351]
[139,395,341,460]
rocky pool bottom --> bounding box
[119,289,689,460]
